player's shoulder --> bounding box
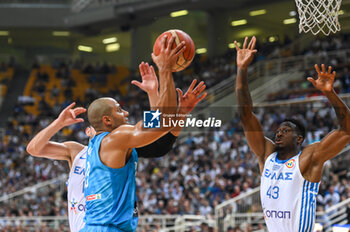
[109,124,137,137]
[301,142,319,155]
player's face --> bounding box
[110,101,129,129]
[274,122,298,150]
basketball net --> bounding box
[295,0,342,36]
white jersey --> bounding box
[260,152,320,232]
[67,146,87,232]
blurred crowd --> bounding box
[0,33,350,231]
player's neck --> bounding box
[276,148,299,160]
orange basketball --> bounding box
[153,29,195,72]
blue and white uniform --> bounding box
[81,132,139,232]
[260,152,320,232]
[67,146,87,232]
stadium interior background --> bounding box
[0,0,350,231]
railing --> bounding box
[0,174,67,202]
[138,215,178,231]
[214,187,262,231]
[317,198,350,232]
[256,93,350,107]
[201,48,350,106]
[0,215,213,232]
[0,216,69,231]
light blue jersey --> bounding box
[81,132,138,232]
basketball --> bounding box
[153,29,195,72]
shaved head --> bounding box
[88,98,116,130]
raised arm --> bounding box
[234,37,274,168]
[307,64,350,164]
[132,68,206,156]
[110,35,186,149]
[171,79,207,136]
[26,103,86,167]
[131,62,159,109]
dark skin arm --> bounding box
[234,37,274,173]
[300,64,350,182]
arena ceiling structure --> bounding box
[0,0,349,66]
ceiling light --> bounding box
[170,10,188,17]
[196,48,207,54]
[249,9,266,16]
[0,31,9,36]
[231,19,247,27]
[268,36,276,42]
[78,45,93,52]
[106,43,120,52]
[103,37,117,44]
[53,31,70,36]
[283,18,297,24]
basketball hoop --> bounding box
[295,0,342,36]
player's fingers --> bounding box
[198,84,206,94]
[328,66,332,74]
[321,64,326,73]
[307,77,316,87]
[65,102,76,111]
[161,35,167,50]
[176,88,184,100]
[314,64,321,74]
[187,79,198,93]
[193,81,205,93]
[174,41,185,54]
[144,62,150,74]
[74,118,84,123]
[332,71,336,79]
[151,53,158,65]
[131,80,142,88]
[139,62,145,76]
[248,37,254,50]
[150,65,157,78]
[167,36,175,51]
[70,109,76,118]
[175,45,186,56]
[234,41,240,51]
[196,92,207,104]
[74,107,86,116]
[252,50,258,54]
[251,36,257,50]
[243,37,248,49]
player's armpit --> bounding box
[310,129,350,164]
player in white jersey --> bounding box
[234,37,350,232]
[26,61,206,231]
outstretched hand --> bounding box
[57,102,86,127]
[132,62,158,95]
[152,35,186,72]
[235,36,257,69]
[307,64,336,93]
[177,79,207,115]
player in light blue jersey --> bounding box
[234,37,350,232]
[81,35,205,231]
[27,56,206,232]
